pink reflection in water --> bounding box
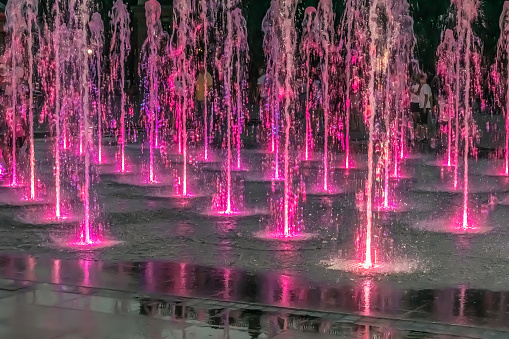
[52,259,60,285]
[80,260,91,286]
[362,279,372,316]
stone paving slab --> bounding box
[0,282,506,338]
[0,255,508,338]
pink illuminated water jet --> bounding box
[141,0,169,184]
[213,3,248,215]
[81,3,94,246]
[25,0,38,200]
[90,13,104,165]
[5,0,24,188]
[110,0,131,174]
[300,7,318,162]
[170,0,194,196]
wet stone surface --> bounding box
[0,255,507,338]
[1,142,509,337]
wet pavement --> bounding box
[0,254,507,338]
[2,142,509,337]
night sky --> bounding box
[2,0,507,75]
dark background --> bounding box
[0,0,506,78]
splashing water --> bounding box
[318,0,334,192]
[52,2,62,219]
[300,7,319,161]
[494,2,509,176]
[339,0,369,169]
[140,0,168,184]
[449,0,482,229]
[26,0,38,199]
[364,0,379,268]
[262,1,281,180]
[109,0,131,173]
[80,1,94,245]
[437,30,457,168]
[89,13,104,164]
[261,0,299,236]
[5,0,26,187]
[171,0,194,195]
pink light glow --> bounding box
[71,238,102,247]
[182,125,188,196]
[145,262,154,292]
[449,211,481,233]
[80,260,90,286]
[223,268,231,299]
[226,110,232,213]
[506,117,509,176]
[362,279,372,315]
[258,231,305,239]
[52,259,60,285]
[149,116,155,183]
[28,23,35,200]
[55,138,61,219]
[376,201,398,212]
[305,101,312,161]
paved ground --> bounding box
[0,255,507,338]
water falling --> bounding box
[26,0,38,199]
[53,1,63,219]
[224,0,235,213]
[300,7,319,161]
[389,2,414,181]
[437,30,457,168]
[494,2,509,176]
[339,0,368,169]
[450,0,481,228]
[80,1,94,245]
[171,0,193,195]
[364,0,380,268]
[234,8,248,171]
[140,0,167,183]
[262,1,281,180]
[280,0,299,236]
[89,13,104,165]
[318,0,334,192]
[379,0,414,209]
[213,2,248,214]
[109,0,131,173]
[198,0,218,161]
[5,0,26,187]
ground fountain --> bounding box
[109,0,131,174]
[4,0,509,315]
[412,0,490,234]
[338,0,368,171]
[4,0,26,188]
[26,0,38,200]
[300,7,319,163]
[492,2,509,176]
[139,0,168,184]
[317,0,334,194]
[198,0,217,162]
[170,0,194,196]
[89,13,104,165]
[210,1,249,215]
[436,29,457,168]
[261,0,282,181]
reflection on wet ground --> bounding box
[0,254,506,338]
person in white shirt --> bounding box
[409,78,422,143]
[418,73,433,142]
[257,68,267,101]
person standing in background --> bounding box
[419,73,433,143]
[410,75,422,144]
[195,62,213,126]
